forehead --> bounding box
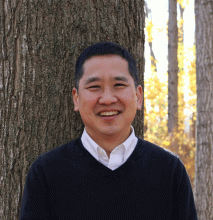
[82,55,130,80]
[84,54,128,68]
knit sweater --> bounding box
[19,137,198,220]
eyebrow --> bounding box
[84,76,129,86]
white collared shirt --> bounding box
[81,125,138,170]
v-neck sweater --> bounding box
[81,125,138,170]
[19,137,197,220]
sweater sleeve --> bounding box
[171,158,198,220]
[19,156,53,220]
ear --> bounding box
[72,87,80,112]
[136,85,143,110]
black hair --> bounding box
[74,42,139,91]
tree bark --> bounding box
[144,2,157,72]
[178,3,184,42]
[0,0,145,219]
[194,0,213,219]
[168,0,178,134]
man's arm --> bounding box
[172,158,198,220]
[19,157,53,220]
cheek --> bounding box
[122,91,136,103]
[125,94,138,112]
[80,94,98,109]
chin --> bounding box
[100,128,120,136]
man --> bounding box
[20,42,198,219]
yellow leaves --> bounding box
[178,19,184,42]
[162,138,171,148]
[145,71,167,101]
[146,19,154,43]
[144,44,196,189]
[178,19,184,27]
[157,28,165,33]
[186,46,196,118]
[187,47,196,95]
[177,0,189,9]
[144,65,168,147]
[145,8,196,188]
[177,42,185,69]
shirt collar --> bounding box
[81,125,137,161]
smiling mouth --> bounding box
[99,112,121,117]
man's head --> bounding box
[72,42,143,146]
[74,42,139,92]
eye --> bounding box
[115,84,126,87]
[88,85,100,89]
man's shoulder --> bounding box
[136,138,183,174]
[137,137,179,160]
[43,138,79,156]
[32,137,82,167]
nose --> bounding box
[98,88,118,105]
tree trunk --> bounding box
[144,2,157,72]
[0,0,145,219]
[194,0,213,219]
[168,0,178,135]
[178,3,184,42]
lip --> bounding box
[98,112,121,122]
[98,109,121,115]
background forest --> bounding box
[144,0,196,189]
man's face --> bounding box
[72,55,143,142]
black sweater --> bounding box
[19,137,197,219]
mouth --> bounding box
[98,112,121,122]
[98,111,121,117]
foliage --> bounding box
[178,19,184,42]
[144,13,196,190]
[177,0,189,9]
[146,18,154,43]
[144,70,168,147]
[187,45,196,121]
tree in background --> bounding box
[195,0,213,218]
[144,0,196,190]
[145,2,157,72]
[187,46,196,144]
[177,0,187,138]
[0,1,145,219]
[175,0,196,189]
[144,2,167,146]
[168,0,178,140]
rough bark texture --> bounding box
[195,0,213,219]
[0,0,145,219]
[168,0,178,134]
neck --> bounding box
[86,127,132,155]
